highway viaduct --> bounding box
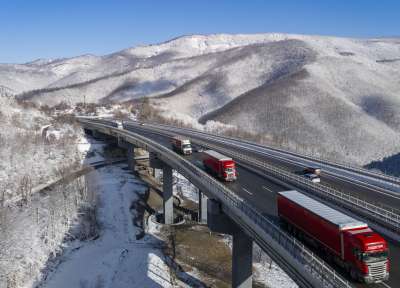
[81,118,399,288]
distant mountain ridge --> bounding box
[2,33,400,164]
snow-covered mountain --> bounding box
[3,33,400,164]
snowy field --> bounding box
[40,165,174,288]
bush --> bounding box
[15,99,38,110]
[53,101,71,111]
[53,113,76,125]
[38,104,54,115]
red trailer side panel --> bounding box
[278,191,367,256]
[203,150,232,175]
[203,155,221,174]
[202,150,236,181]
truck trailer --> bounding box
[202,150,237,181]
[171,136,192,155]
[277,190,389,283]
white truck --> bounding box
[171,136,192,155]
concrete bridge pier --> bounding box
[127,144,136,171]
[117,136,124,148]
[162,164,174,225]
[83,128,93,136]
[149,152,174,224]
[149,152,163,181]
[153,168,162,181]
[232,229,253,288]
[92,130,107,140]
[198,190,208,223]
[208,199,253,288]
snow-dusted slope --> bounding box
[4,33,400,163]
[40,165,174,288]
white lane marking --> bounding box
[380,282,391,288]
[262,186,274,193]
[243,188,253,195]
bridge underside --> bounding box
[114,137,254,287]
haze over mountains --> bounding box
[2,33,400,164]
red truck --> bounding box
[277,190,389,283]
[202,150,237,181]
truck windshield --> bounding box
[182,144,191,149]
[361,251,388,263]
[225,168,235,173]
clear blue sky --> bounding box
[1,0,399,63]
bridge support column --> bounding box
[149,151,174,224]
[207,199,253,288]
[127,144,136,171]
[198,190,208,223]
[83,128,93,136]
[232,229,253,288]
[153,168,162,181]
[92,130,106,140]
[149,152,163,181]
[162,164,174,225]
[117,136,124,148]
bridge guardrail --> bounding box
[124,121,400,227]
[80,119,352,288]
[138,121,400,186]
[126,121,400,231]
[192,138,400,235]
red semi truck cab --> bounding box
[202,150,237,181]
[277,190,389,283]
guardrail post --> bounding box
[207,199,252,288]
[163,164,174,225]
[198,190,208,223]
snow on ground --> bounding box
[254,262,297,288]
[78,134,107,164]
[40,164,174,288]
[174,171,199,202]
[173,171,298,288]
[8,33,400,164]
[0,176,90,288]
[0,96,84,204]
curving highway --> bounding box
[121,122,398,288]
[129,122,400,210]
